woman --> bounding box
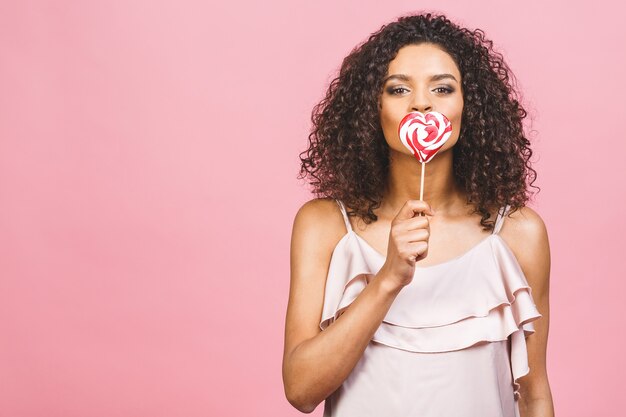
[283,12,554,417]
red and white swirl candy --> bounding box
[398,111,452,163]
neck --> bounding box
[382,148,466,215]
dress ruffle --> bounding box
[319,232,542,401]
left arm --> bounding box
[503,206,555,417]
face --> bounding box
[379,43,464,157]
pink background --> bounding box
[1,1,624,416]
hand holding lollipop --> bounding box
[397,111,452,215]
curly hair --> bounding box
[297,12,540,231]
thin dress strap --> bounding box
[492,204,511,235]
[335,199,353,233]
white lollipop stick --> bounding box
[397,111,452,217]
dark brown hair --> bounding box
[298,12,539,230]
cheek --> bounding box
[380,108,398,134]
[379,111,403,149]
[449,101,463,134]
[455,97,464,121]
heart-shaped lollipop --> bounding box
[398,111,452,163]
[397,111,453,212]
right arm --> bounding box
[281,199,433,413]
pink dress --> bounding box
[320,200,542,417]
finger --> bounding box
[405,241,428,261]
[403,216,430,233]
[403,228,430,243]
[396,200,435,221]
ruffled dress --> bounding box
[320,200,542,417]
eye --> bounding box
[386,86,410,95]
[434,86,454,94]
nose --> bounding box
[411,89,433,113]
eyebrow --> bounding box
[383,73,459,83]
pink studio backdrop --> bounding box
[0,1,624,416]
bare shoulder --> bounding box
[499,206,551,291]
[292,197,347,244]
[290,198,346,284]
[500,208,554,402]
[284,198,347,358]
[500,206,548,242]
